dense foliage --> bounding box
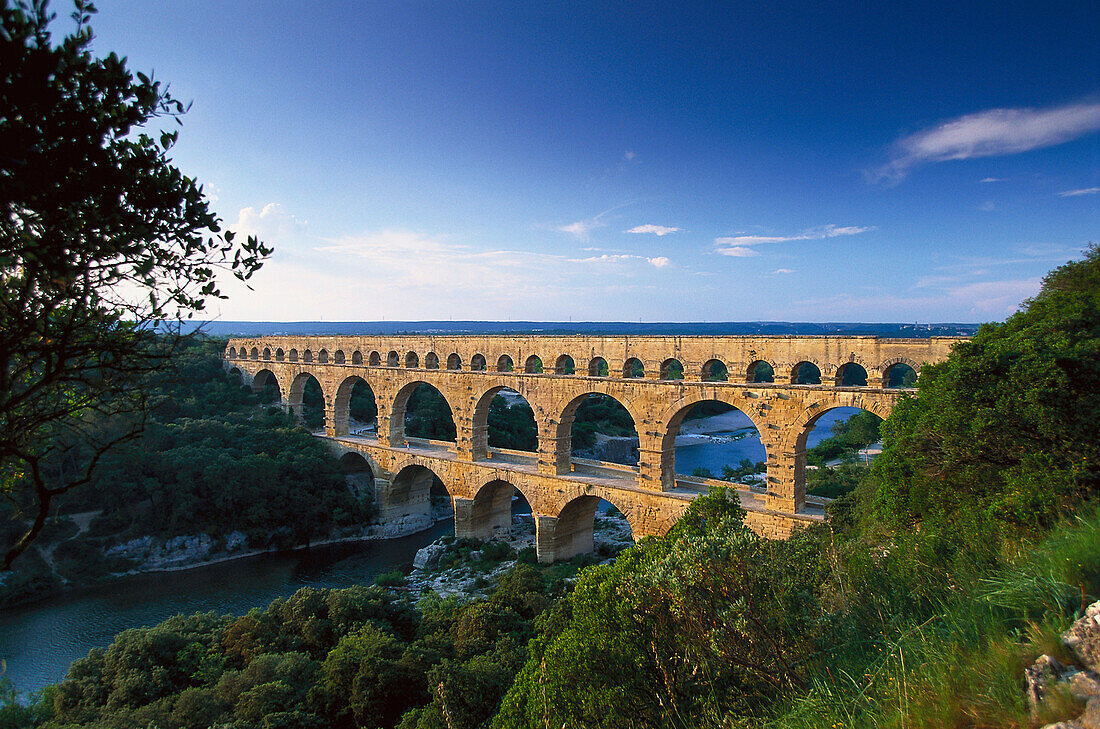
[19,565,558,729]
[869,243,1100,534]
[0,338,373,605]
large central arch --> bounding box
[333,375,378,437]
[288,372,326,431]
[389,381,457,448]
[657,393,768,491]
[471,384,539,460]
[551,391,642,475]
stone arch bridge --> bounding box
[225,334,962,562]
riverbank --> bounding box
[0,504,455,610]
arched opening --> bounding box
[557,393,639,472]
[250,369,282,405]
[425,352,440,369]
[555,355,575,375]
[662,400,766,488]
[262,347,271,361]
[368,351,381,367]
[338,452,376,506]
[496,354,514,372]
[303,349,314,364]
[622,358,644,378]
[334,375,378,437]
[227,366,243,385]
[390,382,456,447]
[802,407,884,500]
[544,496,635,562]
[318,349,329,364]
[288,373,325,431]
[660,358,684,380]
[836,362,868,387]
[275,348,285,362]
[250,347,259,360]
[447,353,462,370]
[471,386,538,459]
[467,480,533,541]
[791,361,821,385]
[334,350,345,365]
[471,354,487,371]
[352,350,363,365]
[885,362,918,388]
[288,348,299,363]
[383,464,452,535]
[387,351,400,367]
[524,355,543,374]
[746,360,774,383]
[234,346,245,359]
[587,357,609,377]
[405,351,420,369]
[701,359,728,382]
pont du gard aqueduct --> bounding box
[225,335,963,563]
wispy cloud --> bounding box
[558,219,603,239]
[717,246,760,258]
[569,253,672,268]
[626,224,681,236]
[978,200,997,212]
[980,177,1007,183]
[557,202,636,241]
[624,150,637,161]
[714,224,872,253]
[873,100,1100,182]
[773,268,795,274]
[1059,187,1100,197]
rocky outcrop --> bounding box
[105,531,252,571]
[1029,600,1100,729]
[413,543,446,569]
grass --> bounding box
[758,507,1100,729]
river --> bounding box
[0,407,860,695]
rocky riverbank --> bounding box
[0,503,456,608]
[402,508,635,597]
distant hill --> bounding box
[185,321,979,338]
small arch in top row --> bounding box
[227,346,918,387]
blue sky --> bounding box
[91,1,1097,322]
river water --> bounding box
[0,408,859,694]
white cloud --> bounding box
[714,224,872,251]
[556,202,636,241]
[874,100,1100,181]
[980,177,1006,183]
[626,224,681,236]
[230,202,306,240]
[569,253,672,268]
[978,200,997,212]
[558,219,603,239]
[716,246,760,257]
[773,268,795,274]
[624,150,637,161]
[1059,187,1100,197]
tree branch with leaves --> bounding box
[0,0,271,568]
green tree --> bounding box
[870,244,1100,533]
[0,0,270,567]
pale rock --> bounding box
[1028,654,1069,714]
[413,543,446,569]
[1065,601,1100,674]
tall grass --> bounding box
[758,507,1100,729]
